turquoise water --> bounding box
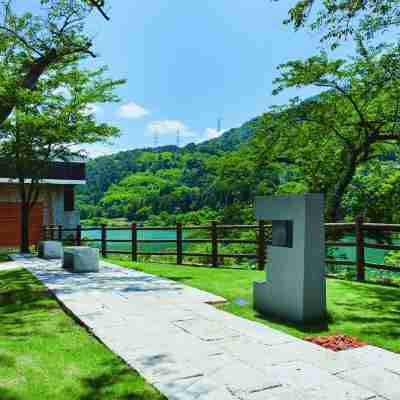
[82,228,177,252]
[328,235,398,264]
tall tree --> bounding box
[0,0,107,126]
[0,62,123,253]
[256,40,400,221]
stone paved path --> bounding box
[13,256,400,400]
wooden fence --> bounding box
[43,217,400,280]
[325,216,400,281]
[43,221,269,270]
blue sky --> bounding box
[20,1,362,156]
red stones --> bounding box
[304,335,367,352]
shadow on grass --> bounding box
[79,360,165,400]
[0,353,16,368]
[252,310,332,334]
[0,269,62,338]
[0,255,10,263]
[157,276,194,282]
[0,388,19,400]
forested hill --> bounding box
[76,116,264,225]
[196,117,260,152]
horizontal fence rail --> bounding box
[43,221,270,270]
[43,217,400,279]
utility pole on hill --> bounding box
[153,131,159,149]
[217,118,223,133]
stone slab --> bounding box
[344,346,400,374]
[338,366,400,400]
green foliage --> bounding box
[342,161,400,222]
[384,250,400,268]
[284,0,400,45]
[256,40,400,221]
[0,0,108,126]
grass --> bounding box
[110,258,400,354]
[0,269,165,400]
[0,254,10,263]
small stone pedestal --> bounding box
[254,194,326,323]
[63,247,99,273]
[39,241,63,260]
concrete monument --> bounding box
[254,194,326,323]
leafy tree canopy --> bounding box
[0,0,108,126]
[256,39,400,220]
[284,0,400,45]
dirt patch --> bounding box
[305,335,367,351]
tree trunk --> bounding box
[20,202,31,254]
[327,152,358,222]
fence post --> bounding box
[50,225,55,241]
[176,223,183,265]
[58,225,62,242]
[76,225,82,246]
[257,220,266,270]
[101,224,107,258]
[211,221,218,267]
[131,223,137,262]
[355,215,365,282]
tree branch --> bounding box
[88,0,110,20]
[0,26,44,57]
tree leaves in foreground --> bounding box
[0,0,108,126]
[284,0,400,44]
[0,60,124,252]
[256,39,400,221]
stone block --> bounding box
[63,246,99,273]
[38,241,63,259]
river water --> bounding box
[82,228,177,252]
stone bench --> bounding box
[39,241,63,260]
[63,246,99,273]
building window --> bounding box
[64,187,75,211]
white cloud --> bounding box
[73,143,122,159]
[83,104,103,116]
[147,120,196,137]
[204,128,226,140]
[117,102,149,119]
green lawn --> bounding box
[111,259,400,354]
[0,254,10,263]
[0,269,165,400]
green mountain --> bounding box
[77,116,265,224]
[197,117,261,152]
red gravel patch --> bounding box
[304,335,367,352]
